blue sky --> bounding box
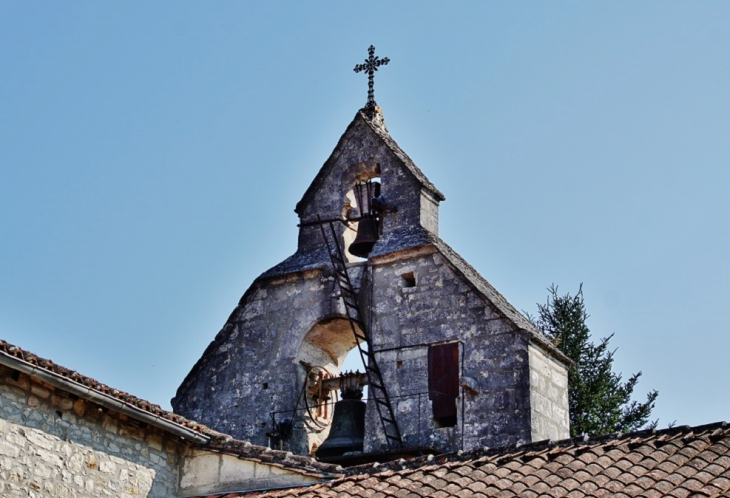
[2,2,728,429]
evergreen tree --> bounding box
[534,284,658,437]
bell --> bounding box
[348,215,379,258]
[315,388,366,460]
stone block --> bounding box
[119,424,145,441]
[102,415,118,434]
[26,429,55,451]
[51,395,74,411]
[145,433,163,451]
[0,443,19,458]
[29,384,50,399]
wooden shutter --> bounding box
[428,342,459,426]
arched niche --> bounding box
[296,316,362,375]
[294,316,365,453]
[343,166,382,262]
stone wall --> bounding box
[419,190,440,236]
[296,114,438,254]
[528,344,570,441]
[173,108,570,459]
[0,367,181,497]
[173,109,450,457]
[173,269,358,456]
[364,250,533,454]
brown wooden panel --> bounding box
[428,343,459,423]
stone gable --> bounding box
[173,107,571,459]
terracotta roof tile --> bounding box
[199,423,730,497]
[583,463,604,477]
[576,480,599,494]
[601,478,625,493]
[707,475,730,490]
[666,488,691,498]
[0,338,214,436]
[595,455,616,469]
[591,473,612,488]
[519,491,538,498]
[565,491,584,498]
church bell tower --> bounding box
[172,47,571,461]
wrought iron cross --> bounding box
[354,45,390,109]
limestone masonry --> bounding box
[0,364,180,497]
[4,102,726,497]
[172,107,571,458]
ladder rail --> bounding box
[318,218,403,447]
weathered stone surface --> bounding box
[0,373,180,497]
[173,107,571,458]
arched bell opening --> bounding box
[293,316,367,454]
[343,168,382,262]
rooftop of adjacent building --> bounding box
[4,336,729,497]
[194,421,730,497]
[0,337,342,480]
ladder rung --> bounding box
[344,304,362,315]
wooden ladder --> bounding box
[318,219,403,450]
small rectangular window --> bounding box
[401,272,416,288]
[428,342,459,427]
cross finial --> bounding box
[354,45,390,109]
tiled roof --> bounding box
[208,422,730,497]
[0,339,212,435]
[0,338,343,480]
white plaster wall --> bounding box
[179,451,318,496]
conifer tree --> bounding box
[534,284,658,437]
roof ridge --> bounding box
[429,236,571,366]
[357,109,445,201]
[342,421,730,476]
[0,338,219,437]
[295,109,444,216]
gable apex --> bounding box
[295,108,445,217]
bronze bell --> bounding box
[315,388,366,460]
[348,215,379,258]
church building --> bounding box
[172,46,570,460]
[2,48,727,497]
